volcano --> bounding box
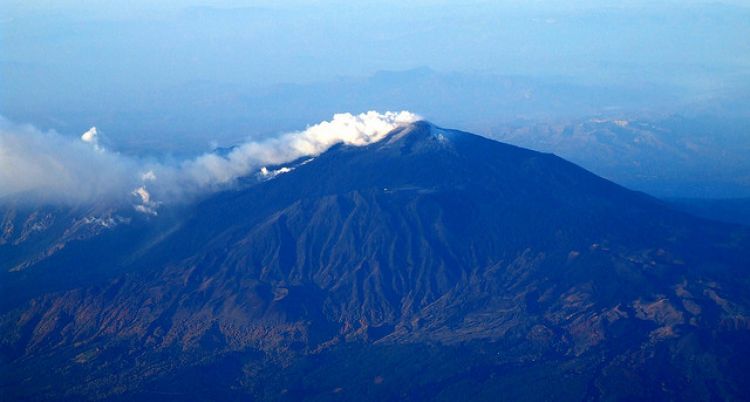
[2,122,749,401]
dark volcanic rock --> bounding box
[2,122,750,401]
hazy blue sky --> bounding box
[2,1,750,198]
[3,0,749,93]
[0,0,750,187]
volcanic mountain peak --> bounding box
[2,122,750,401]
[382,120,453,144]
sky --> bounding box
[3,0,749,93]
[1,0,749,198]
[3,1,748,126]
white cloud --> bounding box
[80,126,98,144]
[0,111,420,212]
[0,117,137,204]
[176,110,418,188]
[141,170,157,181]
[132,186,159,215]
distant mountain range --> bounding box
[6,68,749,199]
[2,122,750,401]
[11,67,750,158]
[490,115,750,198]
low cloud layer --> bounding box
[0,111,419,212]
[0,118,138,204]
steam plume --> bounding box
[0,111,420,211]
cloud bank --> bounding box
[0,111,419,212]
[0,118,138,204]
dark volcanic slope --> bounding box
[2,122,750,401]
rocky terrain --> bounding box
[1,122,749,401]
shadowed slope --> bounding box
[2,122,749,401]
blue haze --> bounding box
[1,0,749,196]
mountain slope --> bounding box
[2,122,749,401]
[668,197,750,226]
